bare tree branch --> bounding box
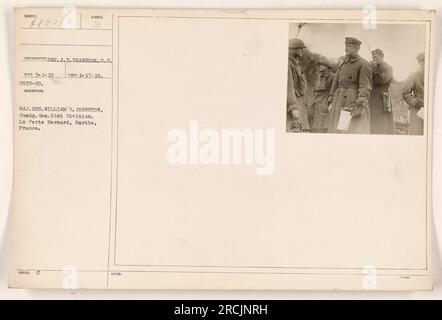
[295,23,307,38]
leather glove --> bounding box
[326,95,334,105]
[287,103,297,112]
[352,100,367,118]
[291,108,301,120]
[411,99,423,110]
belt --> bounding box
[337,80,358,89]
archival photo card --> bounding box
[9,8,435,290]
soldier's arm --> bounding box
[357,61,372,104]
[327,72,335,90]
[287,66,297,107]
[402,73,421,108]
[328,71,338,101]
[375,62,393,85]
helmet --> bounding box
[289,38,307,49]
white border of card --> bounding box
[10,8,435,290]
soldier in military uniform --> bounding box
[369,48,394,135]
[287,38,310,133]
[311,58,335,133]
[327,37,372,134]
[402,53,425,135]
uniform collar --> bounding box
[289,56,300,65]
[345,53,360,63]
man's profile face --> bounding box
[372,53,382,64]
[289,47,304,58]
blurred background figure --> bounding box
[369,48,394,135]
[287,38,310,132]
[310,58,335,133]
[402,53,425,135]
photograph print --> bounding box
[286,23,426,135]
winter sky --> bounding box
[289,23,426,81]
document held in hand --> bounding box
[336,110,352,131]
[10,8,435,290]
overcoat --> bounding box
[328,54,372,134]
[287,56,309,131]
[402,70,424,135]
[369,61,394,135]
[311,70,334,131]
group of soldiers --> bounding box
[287,37,425,135]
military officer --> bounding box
[327,37,372,134]
[402,53,425,135]
[369,48,394,135]
[287,38,310,132]
[311,57,335,133]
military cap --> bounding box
[318,57,334,68]
[371,48,384,58]
[345,37,362,46]
[416,52,425,61]
[289,38,307,49]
